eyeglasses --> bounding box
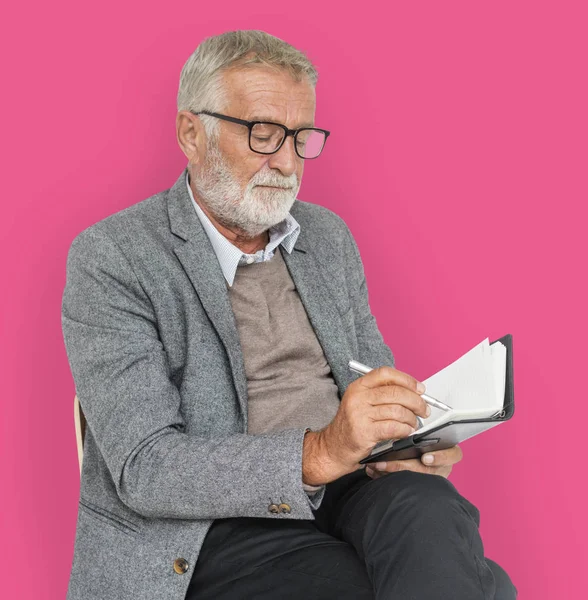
[190,110,331,159]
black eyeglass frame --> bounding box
[190,110,331,159]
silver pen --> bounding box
[348,360,452,412]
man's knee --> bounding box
[370,470,481,527]
[485,558,518,600]
[372,468,460,499]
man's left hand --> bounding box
[365,445,463,480]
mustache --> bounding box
[250,175,297,190]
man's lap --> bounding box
[186,516,374,599]
[186,470,516,599]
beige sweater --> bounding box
[228,247,342,492]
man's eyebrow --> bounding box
[248,115,315,128]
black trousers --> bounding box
[186,469,517,599]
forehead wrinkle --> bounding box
[230,85,315,129]
[242,96,315,129]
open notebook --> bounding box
[359,333,515,464]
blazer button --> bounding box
[278,503,291,514]
[268,503,280,514]
[173,558,189,574]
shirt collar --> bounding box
[185,171,300,286]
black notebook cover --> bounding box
[359,333,515,464]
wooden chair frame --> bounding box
[74,395,87,474]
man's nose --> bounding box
[267,134,299,178]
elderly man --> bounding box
[62,30,516,600]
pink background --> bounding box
[1,1,586,597]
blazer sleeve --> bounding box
[61,225,324,521]
[343,224,396,370]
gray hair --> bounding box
[177,30,318,140]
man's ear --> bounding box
[176,111,205,165]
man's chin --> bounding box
[241,219,287,238]
[237,209,293,238]
[220,189,295,237]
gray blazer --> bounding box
[61,167,395,600]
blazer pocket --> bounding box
[79,498,142,537]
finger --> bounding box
[372,460,452,479]
[438,465,452,478]
[372,459,429,474]
[370,404,420,430]
[421,445,463,466]
[371,385,429,419]
[357,366,425,395]
[374,419,417,441]
[365,465,386,480]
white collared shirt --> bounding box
[185,172,301,287]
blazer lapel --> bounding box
[166,169,249,426]
[167,169,353,418]
[281,234,353,398]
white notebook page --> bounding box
[370,338,507,454]
[411,338,506,436]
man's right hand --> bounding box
[302,367,431,486]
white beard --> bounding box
[192,140,300,239]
